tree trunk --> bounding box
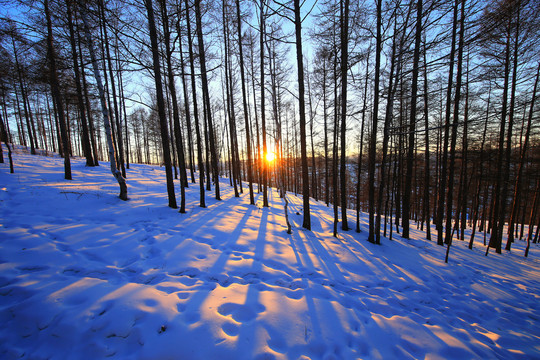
[66,0,94,167]
[260,0,269,207]
[0,111,14,173]
[45,0,71,180]
[100,0,126,178]
[487,12,513,256]
[194,0,221,201]
[403,0,423,240]
[222,2,239,198]
[436,0,458,246]
[293,0,311,230]
[422,40,431,240]
[236,0,255,205]
[161,0,188,213]
[145,0,177,208]
[445,0,465,262]
[525,179,539,257]
[185,0,206,207]
[356,48,369,233]
[368,0,382,244]
[339,0,350,231]
[79,4,127,199]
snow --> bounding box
[1,146,539,360]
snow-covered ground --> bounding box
[1,147,539,359]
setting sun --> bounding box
[265,151,276,162]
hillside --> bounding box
[1,148,539,359]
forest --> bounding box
[1,0,539,260]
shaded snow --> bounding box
[0,147,539,359]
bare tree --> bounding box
[80,3,127,200]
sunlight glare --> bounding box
[266,151,276,162]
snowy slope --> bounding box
[1,147,539,360]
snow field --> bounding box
[0,147,539,359]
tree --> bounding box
[339,0,350,231]
[79,3,127,200]
[436,0,458,247]
[507,60,540,250]
[445,0,466,262]
[160,0,188,213]
[367,0,382,244]
[184,0,206,208]
[236,0,255,205]
[259,0,269,208]
[45,0,71,180]
[402,0,423,240]
[144,0,177,209]
[293,0,311,230]
[66,0,94,167]
[0,110,14,173]
[194,0,221,201]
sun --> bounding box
[265,151,276,162]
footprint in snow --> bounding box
[217,302,266,323]
[16,265,50,273]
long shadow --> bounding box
[171,192,258,331]
[233,203,267,356]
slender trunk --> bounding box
[368,0,382,244]
[67,0,93,167]
[100,0,126,178]
[508,61,539,249]
[185,0,206,207]
[236,0,255,205]
[339,0,350,231]
[332,62,339,238]
[161,0,187,213]
[307,69,318,202]
[436,0,458,246]
[46,0,71,180]
[525,179,540,257]
[377,10,407,243]
[78,34,100,165]
[144,0,177,208]
[194,0,221,200]
[403,0,423,240]
[12,39,35,155]
[459,57,470,241]
[445,0,465,262]
[323,54,329,207]
[356,50,369,232]
[422,40,431,240]
[79,4,127,199]
[223,2,239,198]
[0,112,14,173]
[176,10,196,184]
[260,0,269,206]
[505,6,527,250]
[487,13,513,256]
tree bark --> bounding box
[436,0,458,246]
[195,0,221,201]
[403,0,423,240]
[445,0,465,262]
[161,0,188,213]
[79,4,127,200]
[45,0,71,180]
[185,0,206,207]
[368,0,382,244]
[66,0,94,167]
[339,0,350,231]
[236,0,255,205]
